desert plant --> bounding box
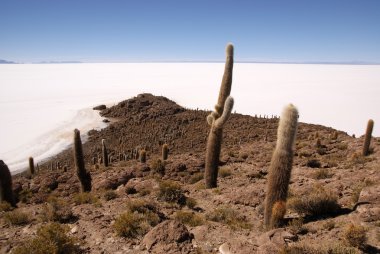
[3,210,29,225]
[189,172,204,184]
[219,167,232,178]
[13,222,80,254]
[73,192,100,206]
[102,139,108,167]
[158,180,185,205]
[150,159,165,176]
[313,169,333,179]
[175,210,204,227]
[0,201,13,212]
[103,190,118,201]
[140,149,147,163]
[287,186,340,217]
[162,144,169,160]
[362,119,374,156]
[113,212,147,238]
[344,224,367,249]
[264,104,298,229]
[73,129,91,192]
[28,157,35,175]
[185,197,197,209]
[0,160,16,207]
[270,201,287,228]
[205,43,234,189]
[206,205,251,230]
[41,196,73,223]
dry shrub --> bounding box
[313,169,333,179]
[189,172,204,184]
[0,201,13,212]
[219,167,232,178]
[158,180,185,205]
[73,192,100,206]
[3,210,29,226]
[185,197,197,209]
[13,222,80,254]
[150,159,165,175]
[103,190,118,201]
[280,242,360,254]
[287,186,340,217]
[206,205,251,230]
[344,224,367,249]
[175,210,204,227]
[41,196,73,223]
[287,218,308,235]
[113,212,147,238]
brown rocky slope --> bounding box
[1,93,379,253]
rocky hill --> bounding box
[1,93,379,254]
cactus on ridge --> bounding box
[264,104,298,229]
[0,160,16,207]
[102,139,108,167]
[73,129,92,192]
[162,144,169,161]
[28,157,35,176]
[363,119,374,156]
[204,43,234,189]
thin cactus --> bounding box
[0,160,16,207]
[73,129,92,192]
[162,144,169,161]
[204,43,234,189]
[28,157,35,176]
[102,139,108,167]
[264,104,298,229]
[363,119,374,156]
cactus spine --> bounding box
[0,160,16,207]
[204,43,234,189]
[73,129,92,192]
[362,119,374,156]
[264,104,298,229]
[102,139,108,167]
[28,157,35,176]
[162,144,169,161]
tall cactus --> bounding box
[264,104,298,229]
[205,43,234,189]
[28,157,35,176]
[162,144,169,161]
[0,160,16,207]
[73,129,92,192]
[102,139,108,167]
[362,119,374,156]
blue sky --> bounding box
[1,0,380,63]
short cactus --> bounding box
[140,150,147,163]
[264,104,298,229]
[28,157,35,176]
[0,160,16,207]
[73,129,92,192]
[162,144,169,161]
[362,119,374,156]
[102,139,108,167]
[205,43,234,189]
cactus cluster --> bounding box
[73,129,92,192]
[205,43,234,189]
[264,104,298,229]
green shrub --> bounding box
[206,206,251,230]
[125,199,160,227]
[13,222,80,254]
[3,210,29,226]
[344,224,367,249]
[158,180,185,205]
[288,186,340,217]
[175,211,204,227]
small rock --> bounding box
[93,104,106,110]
